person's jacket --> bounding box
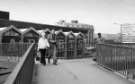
[38,37,50,50]
[95,37,105,44]
[48,33,57,44]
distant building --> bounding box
[56,20,94,46]
[0,11,94,46]
[0,11,9,20]
[121,23,135,43]
[56,20,91,29]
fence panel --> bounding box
[4,43,35,84]
[56,32,66,59]
[96,43,135,79]
[0,43,30,57]
[66,36,75,59]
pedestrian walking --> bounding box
[93,33,105,61]
[95,33,105,44]
[37,32,50,65]
[48,30,58,65]
[46,32,52,64]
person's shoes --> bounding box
[53,62,57,65]
[42,62,46,66]
[40,61,46,66]
[53,59,57,65]
[43,63,46,66]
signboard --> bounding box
[121,24,135,43]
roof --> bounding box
[78,32,85,37]
[0,27,7,32]
[63,31,74,36]
[0,25,21,35]
[20,28,27,33]
[19,27,39,35]
[74,32,85,38]
[56,21,94,30]
[55,30,64,35]
[37,30,45,35]
[63,32,70,36]
[44,28,50,32]
[0,19,90,33]
[74,33,79,36]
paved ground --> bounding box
[33,58,135,84]
[0,61,17,84]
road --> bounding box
[33,58,135,84]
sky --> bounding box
[0,0,135,34]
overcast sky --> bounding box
[0,0,135,34]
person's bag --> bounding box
[36,51,41,61]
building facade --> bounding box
[56,20,94,46]
[0,11,94,47]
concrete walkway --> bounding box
[33,58,135,84]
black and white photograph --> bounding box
[0,0,135,84]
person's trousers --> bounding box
[52,45,57,64]
[39,49,46,65]
[46,49,51,63]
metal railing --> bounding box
[0,43,30,57]
[107,43,135,48]
[4,43,35,84]
[96,43,135,79]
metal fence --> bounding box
[96,43,135,79]
[4,43,35,84]
[107,43,135,48]
[0,43,30,57]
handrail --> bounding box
[96,43,134,48]
[96,43,135,79]
[0,43,30,57]
[4,43,35,84]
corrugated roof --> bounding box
[19,27,39,35]
[0,26,21,35]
